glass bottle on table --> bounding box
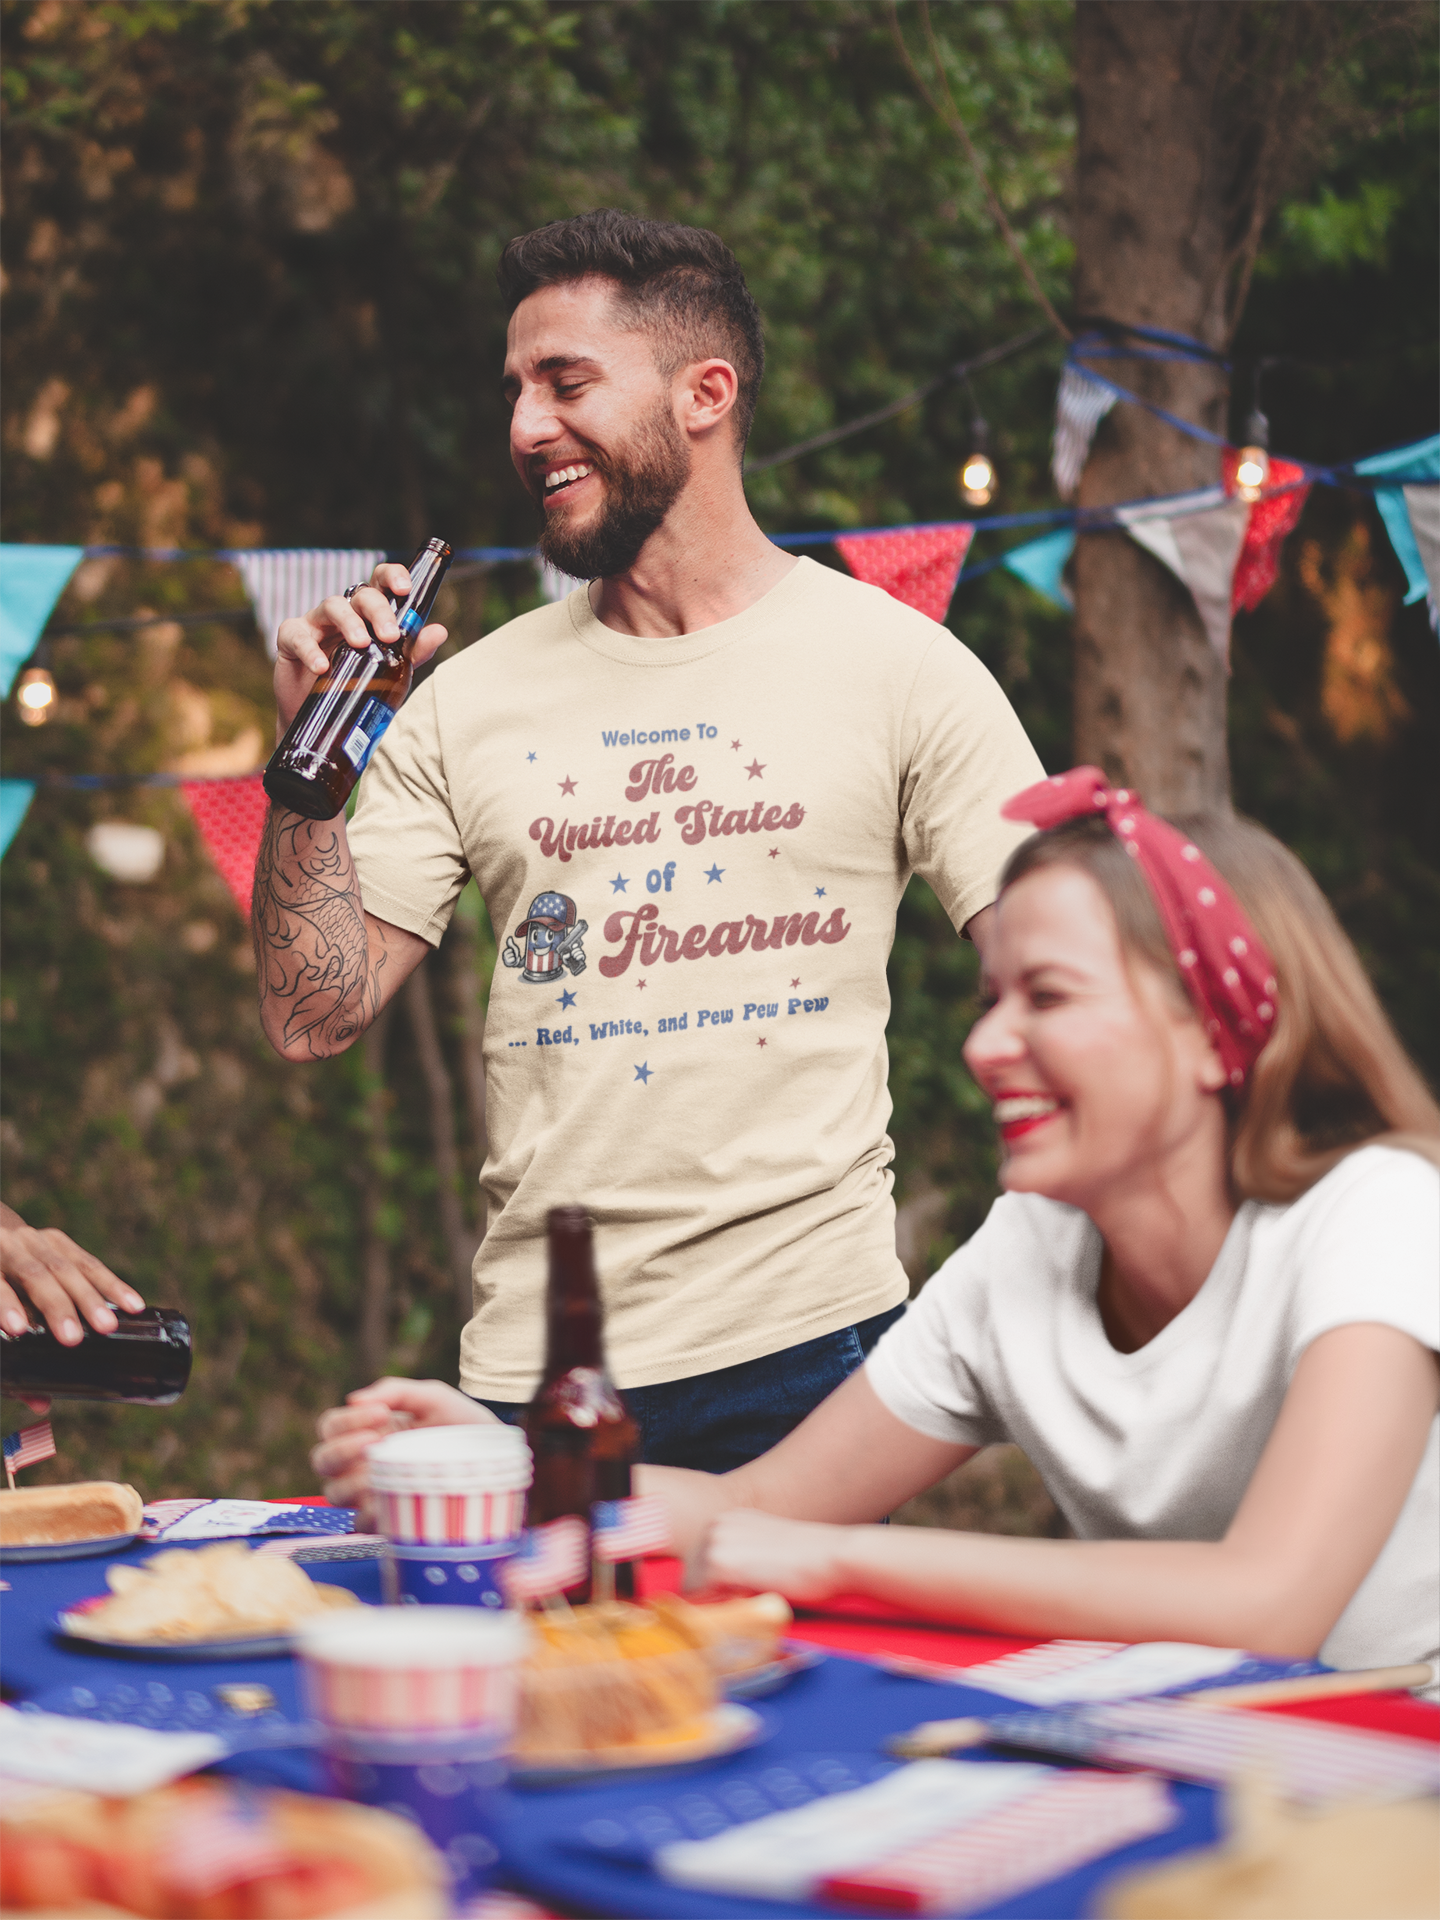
[263,536,452,821]
[524,1205,639,1602]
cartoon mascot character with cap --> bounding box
[503,892,588,983]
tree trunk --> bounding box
[358,1006,395,1381]
[1071,3,1243,812]
[404,957,479,1317]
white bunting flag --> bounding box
[234,549,384,659]
[1116,489,1250,664]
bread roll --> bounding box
[0,1482,143,1548]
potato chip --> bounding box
[68,1542,362,1644]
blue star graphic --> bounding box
[610,872,630,893]
[634,1062,653,1085]
[814,886,827,898]
[705,863,724,883]
[526,752,537,763]
[557,988,577,1010]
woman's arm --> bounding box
[699,1323,1439,1658]
[636,1365,977,1556]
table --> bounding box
[3,1539,1436,1919]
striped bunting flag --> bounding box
[233,549,384,659]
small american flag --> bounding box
[160,1796,292,1898]
[3,1421,55,1480]
[591,1494,672,1563]
[501,1516,589,1602]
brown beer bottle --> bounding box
[524,1205,639,1601]
[263,537,452,820]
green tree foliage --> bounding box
[1,1,1434,1494]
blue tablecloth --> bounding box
[2,1542,1222,1918]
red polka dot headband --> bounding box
[1002,767,1279,1088]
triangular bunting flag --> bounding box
[537,559,586,603]
[0,780,37,860]
[233,549,384,659]
[1224,454,1310,613]
[1002,528,1076,609]
[1052,366,1118,501]
[1355,436,1440,611]
[1117,489,1250,664]
[833,525,974,624]
[181,774,269,918]
[0,544,83,696]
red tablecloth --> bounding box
[637,1556,1440,1741]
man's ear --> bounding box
[680,357,739,437]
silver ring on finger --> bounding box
[343,583,365,601]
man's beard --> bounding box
[537,402,691,580]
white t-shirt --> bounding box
[866,1145,1440,1671]
[347,557,1042,1397]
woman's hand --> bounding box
[696,1509,853,1606]
[311,1377,497,1520]
[0,1204,145,1410]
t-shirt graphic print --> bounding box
[347,558,1043,1399]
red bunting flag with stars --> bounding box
[1224,452,1311,613]
[180,773,269,919]
[834,524,975,624]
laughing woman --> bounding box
[645,769,1440,1671]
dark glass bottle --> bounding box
[263,537,453,821]
[0,1307,192,1405]
[524,1206,639,1601]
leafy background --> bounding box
[1,2,1434,1525]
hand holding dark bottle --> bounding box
[0,1203,151,1412]
[273,557,450,736]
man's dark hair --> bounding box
[497,209,765,450]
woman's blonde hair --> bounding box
[1001,812,1440,1202]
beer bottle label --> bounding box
[341,695,396,772]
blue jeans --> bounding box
[475,1303,906,1475]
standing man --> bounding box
[259,210,1044,1486]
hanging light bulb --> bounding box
[1235,405,1270,504]
[959,417,995,507]
[16,665,56,727]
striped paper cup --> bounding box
[369,1425,532,1547]
[294,1607,530,1741]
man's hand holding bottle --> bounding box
[273,560,449,733]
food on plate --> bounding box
[64,1542,362,1645]
[0,1481,144,1548]
[516,1600,717,1760]
[647,1590,792,1674]
[513,1592,791,1761]
[0,1775,447,1917]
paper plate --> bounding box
[54,1595,291,1661]
[1,1532,139,1563]
[723,1642,827,1700]
[511,1703,767,1788]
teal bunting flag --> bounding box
[0,780,36,859]
[0,545,83,696]
[1354,437,1440,608]
[1002,528,1076,609]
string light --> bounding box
[1235,408,1270,503]
[15,665,56,727]
[959,416,995,507]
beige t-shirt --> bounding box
[347,556,1042,1397]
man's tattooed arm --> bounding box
[252,808,429,1060]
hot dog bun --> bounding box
[0,1481,143,1547]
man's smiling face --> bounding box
[503,276,692,580]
